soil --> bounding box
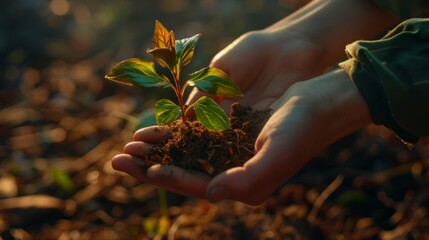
[3,1,429,239]
[142,103,272,175]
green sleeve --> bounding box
[373,0,429,18]
[339,18,429,143]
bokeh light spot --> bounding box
[50,0,70,16]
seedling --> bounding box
[105,21,242,130]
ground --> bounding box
[1,0,428,239]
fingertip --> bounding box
[111,154,147,179]
[111,154,130,171]
[123,141,152,157]
[134,126,170,142]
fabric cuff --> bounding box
[339,58,419,144]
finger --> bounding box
[112,154,210,198]
[123,141,153,157]
[146,164,210,198]
[134,126,170,142]
[111,154,148,181]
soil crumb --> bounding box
[143,103,271,175]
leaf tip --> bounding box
[154,19,164,28]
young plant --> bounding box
[105,21,243,130]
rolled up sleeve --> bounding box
[339,18,429,143]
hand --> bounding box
[112,70,371,204]
[188,28,326,110]
[111,26,328,199]
[112,25,328,199]
[187,0,400,110]
[207,70,371,205]
[111,0,397,203]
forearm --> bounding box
[267,0,401,67]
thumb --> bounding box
[206,138,286,205]
[206,167,248,203]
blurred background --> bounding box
[1,0,428,239]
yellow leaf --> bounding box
[153,20,175,51]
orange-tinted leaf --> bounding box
[153,20,175,50]
[149,21,176,70]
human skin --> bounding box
[111,0,400,205]
[207,69,372,204]
[113,69,371,204]
[187,0,400,110]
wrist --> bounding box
[270,69,371,145]
[314,69,372,140]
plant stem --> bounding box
[172,66,187,123]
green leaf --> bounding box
[175,34,200,67]
[192,96,230,131]
[105,58,171,88]
[155,99,181,125]
[188,67,243,97]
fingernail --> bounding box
[208,185,226,202]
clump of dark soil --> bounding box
[143,103,272,175]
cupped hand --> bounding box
[112,28,329,199]
[207,70,371,205]
[188,28,327,110]
[112,70,371,205]
[111,0,398,204]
